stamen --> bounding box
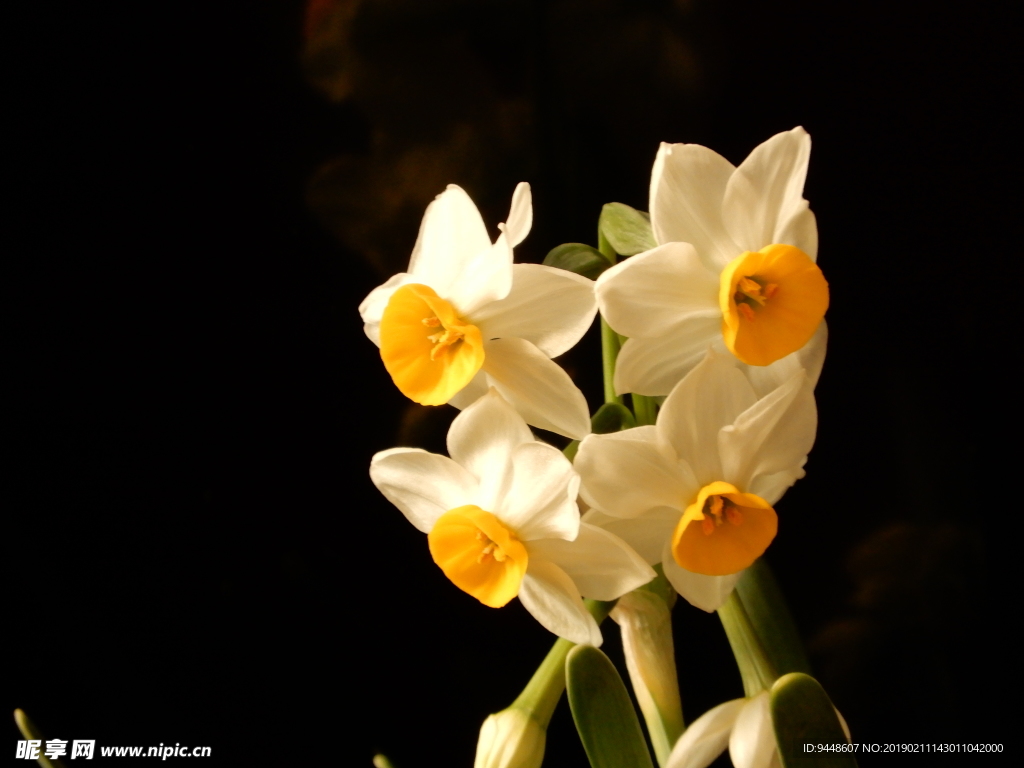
[428,327,466,360]
[422,316,442,327]
[738,276,766,304]
[701,517,715,536]
[709,495,724,519]
[476,529,508,563]
[733,274,775,320]
[726,507,743,526]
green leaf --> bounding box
[599,203,657,256]
[771,673,857,768]
[591,402,636,435]
[736,559,812,676]
[543,243,612,279]
[566,645,655,768]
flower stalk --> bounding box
[717,591,778,697]
[611,582,684,766]
[597,230,623,406]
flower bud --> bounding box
[473,707,546,768]
[612,589,685,765]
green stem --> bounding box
[631,394,658,426]
[597,231,623,406]
[735,559,812,676]
[717,591,778,697]
[511,599,615,727]
[600,318,623,406]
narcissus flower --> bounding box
[574,349,817,612]
[596,127,828,397]
[369,389,654,644]
[359,183,597,439]
[665,692,849,768]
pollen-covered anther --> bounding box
[421,316,442,328]
[475,531,509,563]
[427,326,466,360]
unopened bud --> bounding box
[473,707,546,768]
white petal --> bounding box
[721,127,812,254]
[719,370,816,492]
[775,202,818,262]
[358,272,414,346]
[447,388,533,511]
[447,232,516,317]
[447,368,490,410]
[662,540,742,612]
[408,185,494,296]
[503,181,533,247]
[519,560,603,646]
[575,427,691,519]
[369,447,478,532]
[649,142,739,271]
[742,321,827,399]
[747,466,806,508]
[729,693,777,768]
[657,351,757,486]
[664,698,745,768]
[472,264,597,358]
[582,506,681,565]
[499,442,581,542]
[527,523,655,600]
[481,338,591,439]
[613,317,722,397]
[596,243,720,340]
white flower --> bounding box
[359,182,597,439]
[574,349,817,612]
[474,708,546,768]
[667,693,777,768]
[596,127,828,397]
[369,388,654,644]
[666,692,850,768]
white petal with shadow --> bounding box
[369,447,478,533]
[472,263,596,358]
[596,242,720,339]
[526,523,655,600]
[519,560,602,646]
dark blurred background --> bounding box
[8,1,1018,765]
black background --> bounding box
[8,1,1018,765]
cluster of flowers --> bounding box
[363,127,831,768]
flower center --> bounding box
[718,244,829,366]
[379,284,485,406]
[733,275,779,321]
[671,481,778,576]
[421,315,467,361]
[699,493,745,535]
[428,505,529,608]
[475,530,509,563]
